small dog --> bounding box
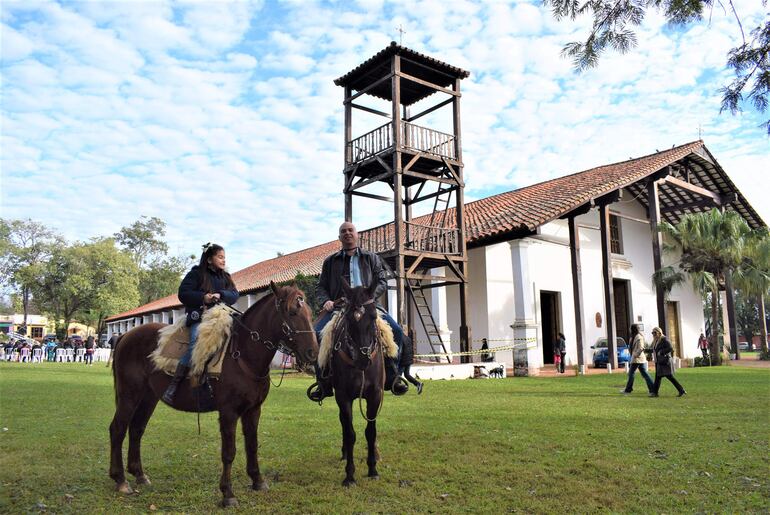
[489,365,504,378]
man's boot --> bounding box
[162,363,188,404]
[384,358,408,396]
[307,366,333,402]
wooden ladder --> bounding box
[407,278,452,363]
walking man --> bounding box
[621,324,654,394]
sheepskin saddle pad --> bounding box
[318,310,398,368]
[150,304,233,381]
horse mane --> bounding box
[240,284,306,319]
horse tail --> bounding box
[111,334,124,406]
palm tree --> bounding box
[734,228,770,356]
[652,209,751,362]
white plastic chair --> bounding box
[64,349,74,362]
[20,348,31,363]
[32,348,42,363]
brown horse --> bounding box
[328,279,385,487]
[108,282,318,507]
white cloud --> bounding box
[0,0,767,274]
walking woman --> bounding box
[161,243,239,403]
[649,327,686,397]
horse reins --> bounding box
[330,297,385,422]
[220,296,312,386]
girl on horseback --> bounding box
[162,243,239,403]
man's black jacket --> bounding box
[316,247,388,306]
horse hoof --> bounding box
[221,497,239,508]
[368,473,380,480]
[116,482,134,495]
[135,475,151,486]
[252,480,269,492]
[342,479,356,488]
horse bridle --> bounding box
[225,294,314,359]
[334,297,378,361]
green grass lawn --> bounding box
[1,363,768,514]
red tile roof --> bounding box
[107,141,762,321]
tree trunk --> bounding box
[710,285,720,364]
[22,285,30,333]
[760,293,768,354]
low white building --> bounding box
[106,141,764,373]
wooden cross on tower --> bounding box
[396,24,406,45]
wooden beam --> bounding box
[405,97,453,122]
[560,200,593,219]
[594,189,622,207]
[660,198,719,214]
[568,216,585,368]
[392,54,406,330]
[397,71,460,97]
[600,204,619,369]
[375,154,393,174]
[405,272,462,283]
[441,157,464,187]
[444,256,467,283]
[351,103,390,118]
[406,255,425,276]
[663,175,721,203]
[399,56,457,80]
[647,180,668,335]
[350,191,393,202]
[344,86,352,222]
[344,73,392,104]
[407,279,462,289]
[403,169,458,186]
[348,169,393,192]
[402,153,421,173]
[408,185,458,205]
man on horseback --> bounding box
[308,221,409,402]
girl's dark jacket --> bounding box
[653,336,675,376]
[178,265,239,317]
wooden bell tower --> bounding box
[334,42,472,362]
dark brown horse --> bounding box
[328,279,385,487]
[109,282,318,507]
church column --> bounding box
[568,216,586,372]
[509,239,538,376]
[647,178,668,334]
[599,204,619,369]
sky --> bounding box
[1,0,768,272]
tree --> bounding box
[114,216,169,267]
[138,256,190,305]
[734,227,770,355]
[32,239,140,338]
[653,208,751,362]
[0,219,62,329]
[544,0,770,133]
[289,272,321,316]
[735,290,761,350]
[114,217,190,304]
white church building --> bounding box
[106,141,764,374]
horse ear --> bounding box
[367,278,378,299]
[341,277,352,297]
[269,281,279,295]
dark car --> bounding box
[69,335,84,344]
[591,337,631,368]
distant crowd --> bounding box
[2,334,117,364]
